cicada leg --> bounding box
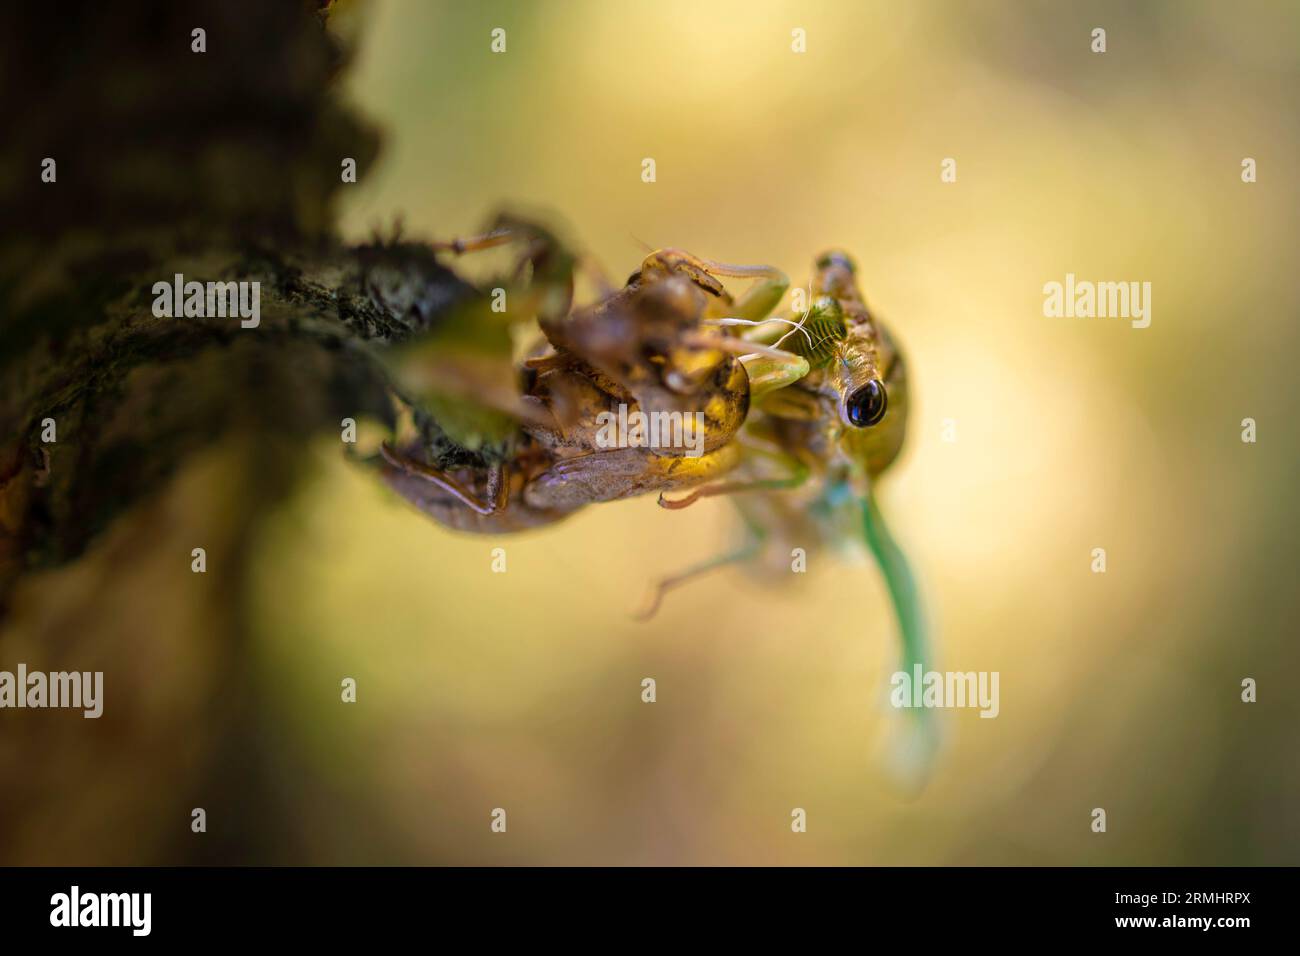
[430,228,517,256]
[657,437,809,510]
[670,332,812,422]
[633,528,767,620]
[435,223,626,338]
[737,347,811,404]
[697,259,789,323]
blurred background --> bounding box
[2,0,1297,864]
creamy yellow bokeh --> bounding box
[240,0,1299,863]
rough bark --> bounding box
[1,1,476,605]
[0,1,477,863]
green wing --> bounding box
[861,487,939,786]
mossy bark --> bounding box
[0,1,476,605]
[0,0,474,863]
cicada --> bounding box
[373,221,935,775]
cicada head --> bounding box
[803,253,909,478]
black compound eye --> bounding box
[846,380,887,427]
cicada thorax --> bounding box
[521,344,748,459]
[529,264,750,458]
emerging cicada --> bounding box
[372,221,934,774]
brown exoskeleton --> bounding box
[376,231,935,778]
[377,218,789,526]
